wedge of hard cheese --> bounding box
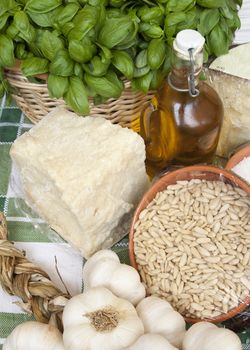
[10,108,149,258]
[208,43,250,157]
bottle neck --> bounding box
[168,48,203,96]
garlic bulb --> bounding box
[123,333,179,350]
[182,321,242,350]
[136,296,186,348]
[62,287,144,350]
[3,321,65,350]
[83,249,146,305]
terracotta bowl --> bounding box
[226,143,250,171]
[129,165,250,324]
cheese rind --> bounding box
[10,108,149,258]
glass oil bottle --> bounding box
[139,30,224,179]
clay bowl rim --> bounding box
[226,143,250,171]
[129,164,250,324]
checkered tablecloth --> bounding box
[0,96,249,349]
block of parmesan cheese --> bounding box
[10,108,149,258]
[207,44,250,157]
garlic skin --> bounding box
[62,287,144,350]
[123,333,179,350]
[3,321,65,350]
[136,296,186,348]
[83,249,146,305]
[182,321,242,350]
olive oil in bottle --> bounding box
[140,30,224,178]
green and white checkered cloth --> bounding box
[0,96,249,349]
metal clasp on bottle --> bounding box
[188,48,199,97]
[167,47,200,98]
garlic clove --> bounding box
[3,321,65,350]
[136,296,186,348]
[83,250,119,276]
[63,324,96,350]
[83,249,119,284]
[83,258,119,290]
[182,322,242,350]
[110,264,146,305]
[124,333,179,350]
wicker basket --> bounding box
[5,66,155,127]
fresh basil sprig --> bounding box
[0,0,242,115]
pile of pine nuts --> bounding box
[134,179,250,319]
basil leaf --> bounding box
[166,0,195,12]
[68,5,98,41]
[0,0,19,16]
[40,30,64,61]
[150,69,164,90]
[98,43,112,62]
[139,23,163,39]
[93,94,108,105]
[114,35,139,50]
[234,0,242,6]
[69,39,96,63]
[6,22,19,39]
[74,62,84,79]
[220,4,234,19]
[177,8,198,31]
[0,13,10,31]
[0,82,5,98]
[0,66,4,80]
[106,8,121,18]
[15,43,29,59]
[27,7,62,27]
[164,24,177,40]
[25,0,62,13]
[21,57,49,76]
[65,76,89,114]
[47,74,69,99]
[196,0,226,8]
[165,12,186,27]
[105,70,124,92]
[207,23,228,56]
[61,22,75,37]
[109,0,124,6]
[49,49,74,76]
[227,0,236,10]
[111,50,134,80]
[85,73,122,98]
[161,45,172,75]
[88,0,108,5]
[83,55,110,77]
[147,38,166,70]
[98,16,134,48]
[137,6,164,25]
[203,43,209,63]
[133,66,150,78]
[226,12,241,31]
[13,11,35,43]
[132,71,153,94]
[135,49,148,69]
[72,5,98,36]
[28,28,43,57]
[94,5,106,35]
[0,34,15,67]
[197,9,220,35]
[56,3,80,27]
